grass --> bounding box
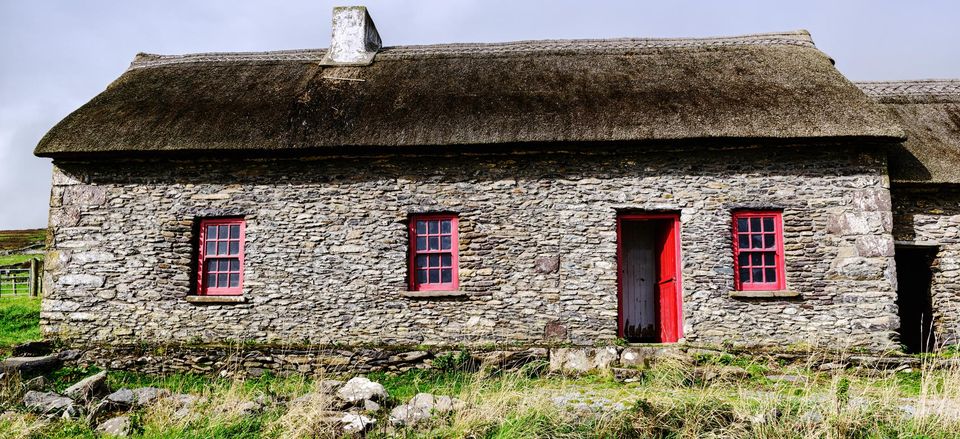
[0,295,41,350]
[2,352,959,438]
[0,254,42,266]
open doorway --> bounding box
[617,213,682,343]
[894,245,937,353]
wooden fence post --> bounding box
[29,258,37,297]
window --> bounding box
[408,214,458,291]
[198,218,245,295]
[733,211,785,291]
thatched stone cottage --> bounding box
[34,7,960,354]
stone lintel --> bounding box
[399,290,469,299]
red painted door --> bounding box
[656,220,680,342]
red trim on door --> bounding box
[616,213,683,343]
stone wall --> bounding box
[892,185,960,345]
[43,144,899,350]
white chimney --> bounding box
[320,6,382,66]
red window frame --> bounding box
[198,218,245,296]
[408,214,459,291]
[732,211,786,291]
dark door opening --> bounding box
[617,213,681,343]
[894,245,937,353]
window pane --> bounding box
[219,259,229,271]
[751,268,763,281]
[737,218,748,232]
[415,255,427,268]
[416,237,427,250]
[229,273,240,287]
[738,253,749,266]
[230,225,240,239]
[738,235,750,248]
[762,217,774,232]
[206,225,217,239]
[739,268,750,282]
[218,242,228,255]
[229,241,240,255]
[206,241,216,255]
[764,253,775,265]
[218,225,229,238]
[751,234,763,248]
[429,237,440,250]
[750,218,761,231]
[429,269,440,283]
[441,254,452,267]
[206,275,216,287]
[751,253,762,265]
[229,259,240,271]
[429,254,440,267]
[441,269,452,283]
[765,268,776,283]
[441,220,451,233]
[440,236,451,250]
[764,234,776,248]
[217,274,227,287]
[206,259,217,272]
[416,270,427,284]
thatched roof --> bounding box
[35,31,903,157]
[858,80,960,184]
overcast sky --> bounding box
[1,1,958,230]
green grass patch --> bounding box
[0,253,42,266]
[0,295,41,349]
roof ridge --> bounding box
[128,30,814,70]
[856,79,960,100]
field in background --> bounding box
[0,229,45,267]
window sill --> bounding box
[399,290,469,298]
[728,290,800,299]
[186,295,248,304]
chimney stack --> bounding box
[320,6,381,66]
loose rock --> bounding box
[23,391,75,416]
[64,370,108,402]
[340,412,375,433]
[337,377,387,404]
[0,355,61,373]
[97,415,132,437]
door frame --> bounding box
[616,212,684,341]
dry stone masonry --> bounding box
[41,144,900,350]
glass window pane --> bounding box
[441,220,451,233]
[416,221,427,234]
[750,218,761,231]
[738,235,750,248]
[428,221,439,234]
[229,273,240,287]
[440,236,451,250]
[764,234,776,248]
[206,225,217,239]
[764,253,775,265]
[751,268,763,281]
[218,225,229,238]
[416,255,427,268]
[206,275,216,287]
[441,269,452,283]
[737,218,748,232]
[429,254,440,267]
[217,274,228,287]
[429,237,440,250]
[219,259,229,271]
[765,268,776,283]
[206,259,217,272]
[230,225,240,239]
[416,237,427,250]
[738,253,749,266]
[429,269,440,283]
[206,241,216,255]
[229,241,240,255]
[751,253,763,265]
[416,270,427,284]
[218,242,228,255]
[751,234,763,248]
[762,217,774,231]
[739,268,750,282]
[229,259,240,271]
[441,254,452,267]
